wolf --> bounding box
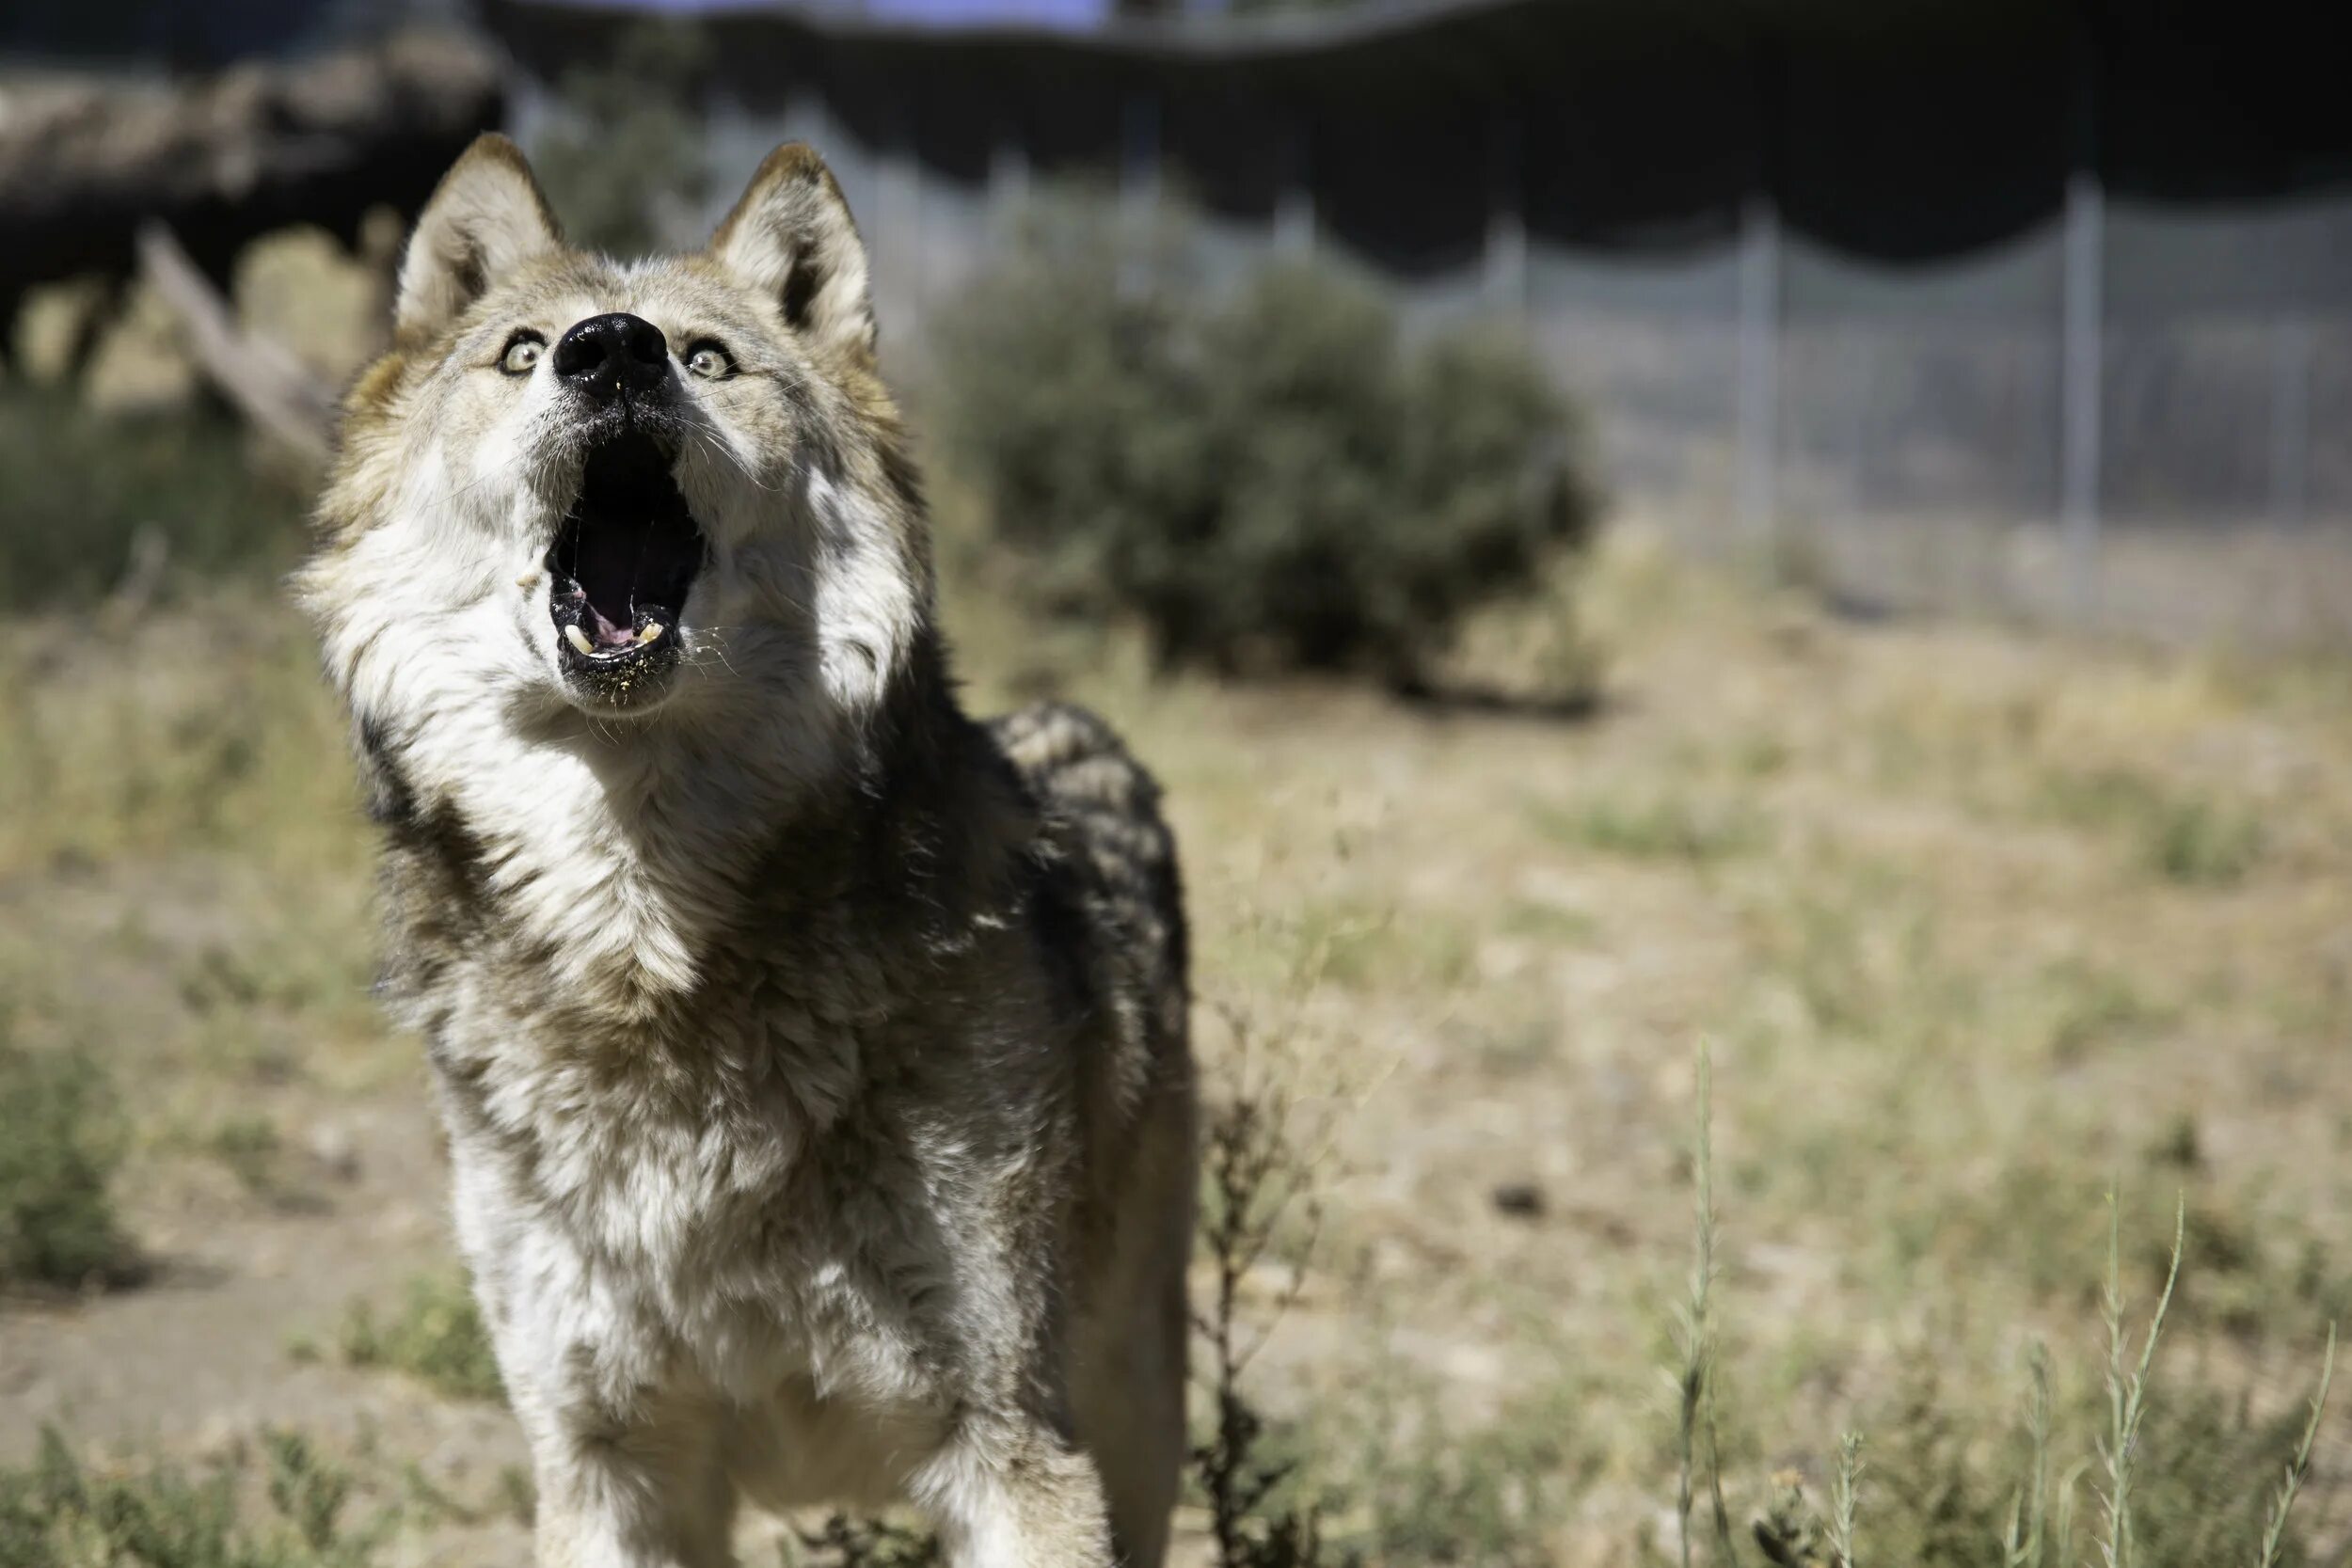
[298,135,1196,1568]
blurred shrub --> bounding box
[0,1036,131,1291]
[532,22,708,257]
[0,385,309,610]
[934,197,1599,685]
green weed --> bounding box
[2140,799,2264,887]
[192,1116,324,1211]
[339,1274,502,1403]
[1529,794,1771,866]
[0,1428,389,1568]
[1684,1049,2341,1568]
[1346,1392,1574,1568]
[2040,768,2265,888]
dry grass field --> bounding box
[4,514,2349,1565]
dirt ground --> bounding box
[4,524,2348,1563]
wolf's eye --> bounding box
[683,341,735,380]
[500,331,546,376]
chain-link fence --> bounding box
[502,1,2352,645]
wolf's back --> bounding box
[990,701,1188,1050]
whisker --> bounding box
[688,425,778,493]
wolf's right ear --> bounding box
[708,144,876,363]
[393,135,564,348]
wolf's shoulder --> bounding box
[989,702,1174,879]
[991,702,1161,820]
[987,701,1186,1021]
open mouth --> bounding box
[546,431,705,692]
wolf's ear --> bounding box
[708,144,875,362]
[394,135,563,347]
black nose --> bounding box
[552,312,669,400]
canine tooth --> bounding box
[639,624,665,644]
[516,572,541,591]
[564,625,595,656]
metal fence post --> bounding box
[2058,11,2106,622]
[2270,312,2312,528]
[1736,192,1781,546]
[1118,91,1161,297]
[1486,106,1528,316]
[1274,107,1313,258]
[2059,170,2104,618]
[990,120,1031,219]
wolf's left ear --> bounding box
[709,144,875,363]
[394,135,564,347]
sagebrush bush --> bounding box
[0,1037,131,1290]
[934,197,1599,684]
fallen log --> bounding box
[0,30,502,356]
[135,223,336,462]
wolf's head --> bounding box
[303,136,926,766]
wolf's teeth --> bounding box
[564,625,595,656]
[516,572,541,591]
[639,624,665,644]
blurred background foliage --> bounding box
[531,22,710,258]
[0,386,310,612]
[934,192,1600,687]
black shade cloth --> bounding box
[482,0,2352,266]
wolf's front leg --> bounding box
[517,1378,737,1568]
[912,1422,1116,1568]
[447,1163,735,1566]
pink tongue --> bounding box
[588,603,634,647]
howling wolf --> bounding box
[300,135,1195,1568]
